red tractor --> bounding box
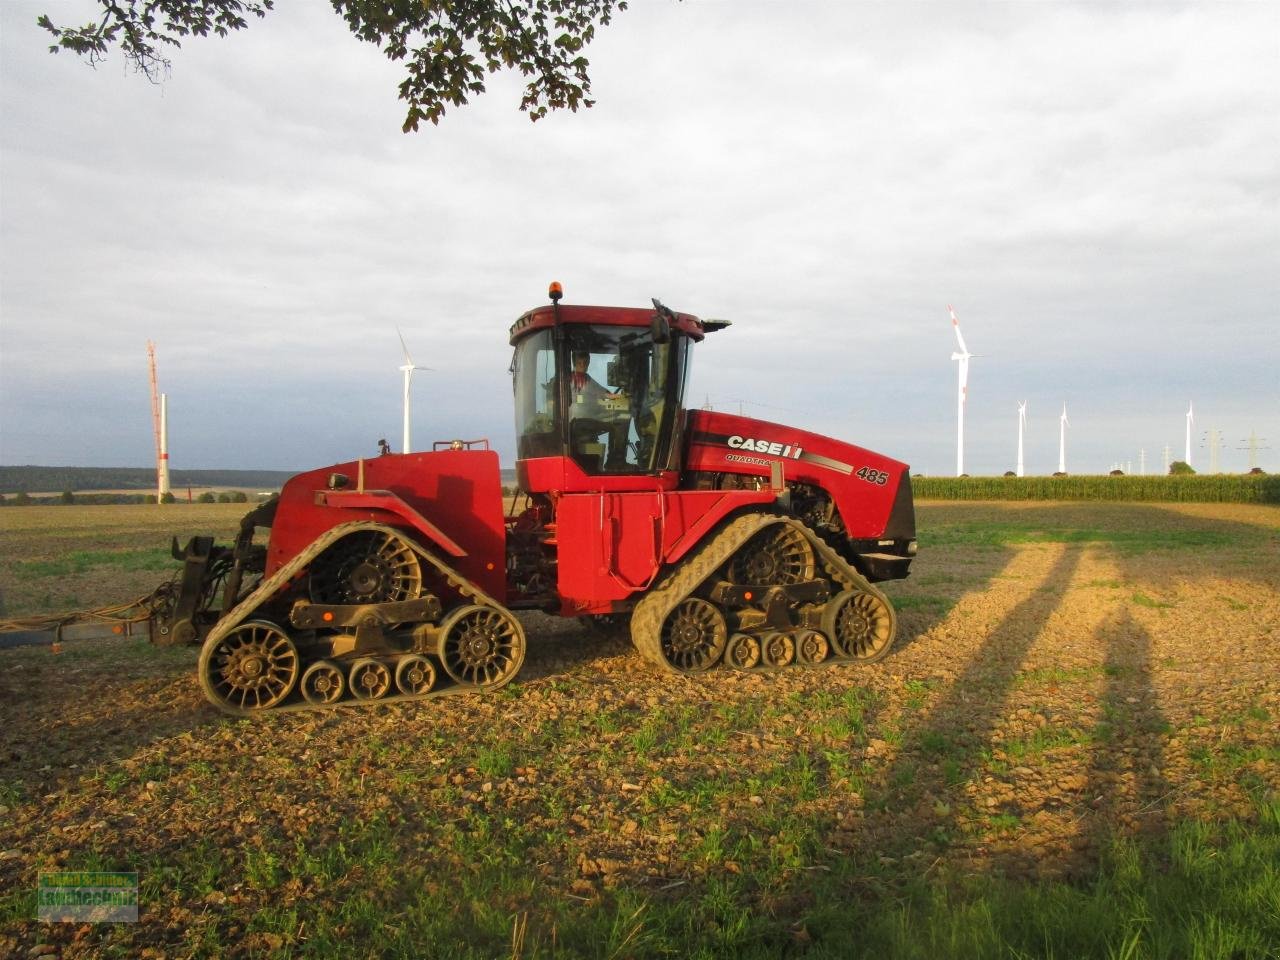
[154,285,916,715]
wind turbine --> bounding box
[1184,401,1194,467]
[949,305,974,476]
[397,328,431,454]
[1058,403,1069,474]
[1016,401,1028,477]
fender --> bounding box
[313,489,467,557]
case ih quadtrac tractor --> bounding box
[153,286,916,715]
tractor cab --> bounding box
[510,286,720,491]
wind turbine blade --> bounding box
[948,305,970,355]
[397,326,414,367]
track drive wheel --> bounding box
[308,529,423,604]
[659,597,728,673]
[726,523,815,585]
[439,604,526,689]
[300,659,346,705]
[824,589,896,662]
[199,620,300,713]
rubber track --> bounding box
[197,521,525,716]
[629,511,894,673]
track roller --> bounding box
[795,629,830,665]
[349,658,393,700]
[395,654,437,696]
[300,659,346,705]
[725,632,761,670]
[760,631,796,667]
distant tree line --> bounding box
[0,465,294,494]
[0,490,253,506]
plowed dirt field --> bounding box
[1,501,1276,958]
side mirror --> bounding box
[650,298,672,344]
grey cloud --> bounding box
[2,1,1276,475]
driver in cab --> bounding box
[565,350,622,416]
[554,350,631,469]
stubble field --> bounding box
[0,501,1277,958]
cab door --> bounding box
[553,490,664,612]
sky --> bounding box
[1,1,1277,476]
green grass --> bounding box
[922,522,1239,553]
[797,795,1280,960]
[474,743,517,779]
[10,548,175,579]
[0,779,24,807]
[3,688,1276,959]
[1003,725,1093,759]
[1189,741,1280,781]
[893,594,952,611]
[58,795,1272,960]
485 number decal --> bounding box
[856,466,889,486]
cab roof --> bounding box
[508,304,713,346]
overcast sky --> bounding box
[2,1,1277,476]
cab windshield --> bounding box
[512,324,688,473]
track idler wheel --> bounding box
[726,523,815,586]
[395,654,437,696]
[199,620,300,713]
[308,529,423,605]
[725,632,761,670]
[824,589,896,662]
[659,597,728,672]
[349,658,393,700]
[439,604,526,689]
[300,659,346,705]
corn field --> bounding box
[912,474,1280,503]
